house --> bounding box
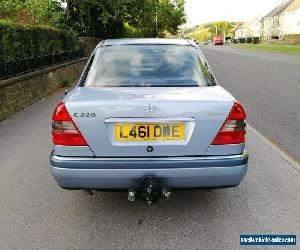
[234,16,262,39]
[260,0,300,41]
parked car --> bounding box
[232,38,239,44]
[50,39,248,203]
[225,37,232,43]
[213,36,224,45]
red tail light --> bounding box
[52,102,88,146]
[212,102,246,145]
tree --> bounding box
[126,0,186,37]
[66,0,186,38]
[209,21,233,37]
[125,0,157,37]
[1,0,186,38]
[0,0,65,26]
[65,0,127,37]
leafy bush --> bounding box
[121,23,144,38]
[0,0,65,27]
[60,79,71,87]
[0,19,79,61]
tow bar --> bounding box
[128,177,171,205]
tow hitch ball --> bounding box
[128,177,171,205]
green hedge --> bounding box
[121,23,144,38]
[0,19,79,61]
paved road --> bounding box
[200,45,300,161]
[0,88,299,249]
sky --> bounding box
[184,0,286,27]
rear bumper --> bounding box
[50,153,248,189]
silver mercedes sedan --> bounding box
[50,39,248,203]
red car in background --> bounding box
[213,36,224,45]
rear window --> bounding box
[84,45,216,87]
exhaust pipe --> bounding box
[128,177,171,205]
[162,187,172,200]
[128,188,136,202]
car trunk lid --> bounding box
[65,86,234,157]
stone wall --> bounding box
[0,58,88,121]
[283,34,300,45]
[267,34,300,45]
[79,37,102,57]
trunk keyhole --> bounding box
[147,146,153,152]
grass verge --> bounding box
[229,43,300,54]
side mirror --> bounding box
[65,89,69,96]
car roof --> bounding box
[101,38,191,46]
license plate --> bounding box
[115,123,185,141]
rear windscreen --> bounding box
[84,45,216,87]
